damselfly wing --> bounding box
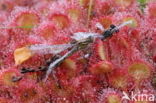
[14,44,74,65]
[29,32,102,54]
[28,44,74,55]
[71,32,102,41]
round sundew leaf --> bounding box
[97,40,107,60]
[148,3,156,18]
[79,0,90,8]
[49,14,70,29]
[106,94,121,103]
[41,27,55,39]
[15,80,43,103]
[61,59,76,70]
[0,0,14,11]
[89,61,113,75]
[0,98,8,103]
[109,70,129,90]
[128,62,151,81]
[19,88,38,103]
[15,12,39,31]
[0,69,19,86]
[122,17,138,28]
[14,47,33,65]
[96,2,113,15]
[37,23,56,40]
[114,0,134,8]
[67,8,81,22]
[59,59,77,80]
[99,17,112,29]
[110,76,128,89]
[118,36,130,49]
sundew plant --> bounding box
[0,0,155,103]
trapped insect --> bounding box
[14,20,132,82]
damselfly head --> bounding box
[110,24,116,29]
[101,20,133,40]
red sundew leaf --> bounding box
[0,51,15,69]
[58,58,77,80]
[19,88,38,103]
[38,79,55,95]
[113,0,135,10]
[39,79,75,102]
[79,0,91,9]
[128,61,152,82]
[106,93,122,103]
[108,34,133,67]
[49,14,70,29]
[117,36,131,49]
[35,22,56,40]
[146,40,156,63]
[109,33,131,50]
[98,16,113,29]
[0,12,7,24]
[129,29,141,40]
[61,59,77,70]
[65,2,87,25]
[109,69,131,90]
[15,80,43,103]
[67,8,81,23]
[0,0,15,11]
[122,16,139,28]
[94,1,115,16]
[96,40,108,61]
[0,30,10,48]
[99,89,122,103]
[33,1,50,15]
[147,2,156,19]
[71,75,96,88]
[0,86,14,99]
[14,11,40,31]
[0,97,9,103]
[89,61,113,75]
[70,75,98,102]
[53,87,74,99]
[14,0,35,7]
[0,68,20,87]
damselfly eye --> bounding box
[110,24,119,33]
[110,24,116,29]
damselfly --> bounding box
[16,20,132,82]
